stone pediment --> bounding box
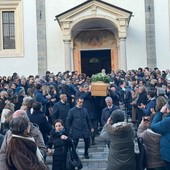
[55,0,132,40]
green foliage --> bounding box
[91,73,110,83]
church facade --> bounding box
[0,0,169,76]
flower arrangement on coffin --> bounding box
[91,72,110,83]
[91,72,110,96]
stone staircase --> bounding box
[46,136,109,170]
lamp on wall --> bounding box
[89,57,100,63]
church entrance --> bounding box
[81,49,111,77]
[56,0,132,73]
[73,30,118,74]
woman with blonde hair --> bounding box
[20,96,34,115]
[0,102,14,134]
[150,96,167,115]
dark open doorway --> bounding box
[81,49,111,77]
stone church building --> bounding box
[0,0,169,76]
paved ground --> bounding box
[46,136,109,170]
[46,121,138,170]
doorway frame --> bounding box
[80,48,112,74]
[73,47,118,74]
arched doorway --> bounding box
[73,29,118,75]
[81,49,111,76]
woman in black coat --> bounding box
[47,119,71,170]
[28,102,52,145]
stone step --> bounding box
[47,165,106,170]
[46,137,109,170]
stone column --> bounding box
[145,0,157,68]
[119,38,127,71]
[64,40,71,71]
[70,42,74,71]
[36,0,47,76]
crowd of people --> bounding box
[0,67,170,170]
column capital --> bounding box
[118,33,127,39]
[119,37,127,40]
[116,17,128,26]
[116,17,128,39]
[63,39,71,42]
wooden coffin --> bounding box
[91,82,109,96]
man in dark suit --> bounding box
[52,94,70,124]
[136,86,148,124]
[138,90,156,116]
[75,84,99,145]
[66,97,94,159]
[101,96,120,126]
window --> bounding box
[0,0,23,57]
[2,11,15,49]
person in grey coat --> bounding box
[100,109,136,170]
[0,110,46,170]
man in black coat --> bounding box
[108,84,120,106]
[66,97,94,159]
[101,96,120,126]
[52,94,70,125]
[78,85,99,145]
[0,91,7,115]
[136,86,147,124]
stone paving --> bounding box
[46,136,109,170]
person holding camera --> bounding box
[150,100,170,170]
[137,115,166,170]
[100,109,136,170]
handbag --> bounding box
[135,137,147,170]
[66,140,83,170]
[48,107,53,115]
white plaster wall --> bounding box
[154,0,170,71]
[45,0,85,74]
[45,0,147,73]
[0,0,38,77]
[101,0,147,70]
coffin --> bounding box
[91,81,109,96]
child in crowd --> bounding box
[47,119,71,170]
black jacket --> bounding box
[101,105,120,126]
[78,91,98,120]
[48,129,71,160]
[136,91,147,107]
[29,111,51,144]
[0,98,6,114]
[136,91,148,122]
[52,101,70,124]
[66,106,92,138]
[108,90,120,106]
